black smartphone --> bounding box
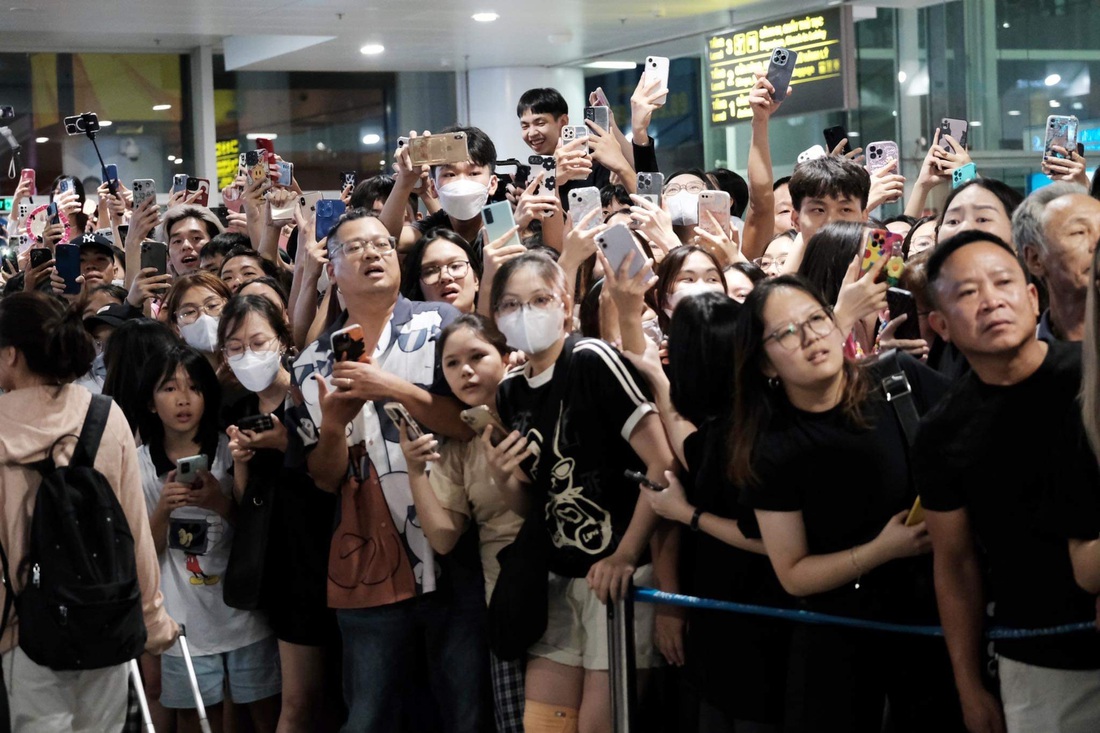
[46,202,60,226]
[54,244,81,294]
[0,247,17,273]
[886,287,922,341]
[824,125,849,155]
[623,469,665,491]
[237,414,274,433]
[140,241,168,277]
[29,248,52,269]
[765,48,798,103]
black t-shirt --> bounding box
[740,354,948,618]
[915,340,1100,669]
[496,336,654,577]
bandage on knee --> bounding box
[523,700,579,733]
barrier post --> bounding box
[608,582,637,733]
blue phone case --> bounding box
[315,200,347,241]
[104,164,119,182]
[54,244,81,295]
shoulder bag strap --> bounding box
[73,395,112,467]
[878,348,921,447]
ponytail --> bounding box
[0,292,95,383]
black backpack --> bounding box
[0,395,146,671]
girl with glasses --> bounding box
[729,276,965,733]
[400,228,483,314]
[162,271,232,369]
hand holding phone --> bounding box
[460,406,507,446]
[765,48,798,103]
[331,323,367,363]
[624,469,666,491]
[384,402,423,440]
[175,454,209,486]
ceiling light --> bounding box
[316,142,326,151]
[897,71,907,84]
[34,136,48,143]
[1045,73,1062,86]
[584,61,638,70]
[245,132,277,140]
[1072,102,1084,110]
[152,104,172,111]
[1002,22,1010,29]
[99,120,112,127]
[174,159,183,165]
[472,12,498,22]
[167,155,176,161]
[1050,100,1062,108]
[360,43,385,55]
[1007,110,1021,116]
[969,120,983,127]
[362,133,381,145]
[846,132,860,138]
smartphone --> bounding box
[623,469,665,491]
[132,179,157,209]
[256,137,275,156]
[176,454,209,486]
[797,144,827,165]
[237,152,248,180]
[340,171,357,190]
[54,243,81,295]
[20,169,36,197]
[140,241,168,278]
[46,202,60,227]
[823,125,849,155]
[560,125,590,153]
[315,199,347,241]
[274,162,293,188]
[1044,115,1079,160]
[644,56,670,106]
[57,178,75,197]
[566,187,602,231]
[860,228,906,285]
[952,162,977,189]
[183,177,208,206]
[14,234,30,253]
[407,132,470,167]
[528,155,556,197]
[331,322,367,363]
[383,402,423,440]
[236,414,274,433]
[63,112,99,136]
[29,248,52,269]
[766,48,798,103]
[886,287,922,341]
[698,190,732,237]
[636,172,664,207]
[482,200,522,248]
[298,191,323,217]
[866,140,901,176]
[460,405,508,445]
[246,149,269,184]
[0,247,17,273]
[596,223,647,279]
[592,87,611,108]
[584,106,611,133]
[939,117,969,155]
[171,173,188,195]
[905,496,925,527]
[223,185,244,213]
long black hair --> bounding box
[0,292,95,384]
[667,291,740,426]
[136,345,222,462]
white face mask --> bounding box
[110,278,126,289]
[179,313,220,353]
[229,348,283,392]
[436,179,489,221]
[496,306,563,355]
[666,192,700,226]
[665,281,723,316]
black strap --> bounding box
[0,531,12,733]
[878,349,921,447]
[530,336,576,499]
[72,395,111,467]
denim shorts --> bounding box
[160,636,281,709]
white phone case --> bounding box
[866,141,901,176]
[567,187,602,231]
[645,56,670,105]
[596,223,647,279]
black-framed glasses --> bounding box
[763,308,836,351]
[421,261,470,285]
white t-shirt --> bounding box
[139,436,272,657]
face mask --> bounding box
[666,192,699,226]
[436,179,489,221]
[110,278,126,289]
[496,306,563,355]
[665,281,723,316]
[179,313,220,353]
[229,348,283,392]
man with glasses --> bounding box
[285,209,487,732]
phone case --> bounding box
[140,241,168,277]
[383,402,423,439]
[245,149,269,184]
[596,224,647,279]
[18,202,31,220]
[298,192,323,217]
[275,162,293,188]
[54,244,81,295]
[866,141,901,176]
[187,177,210,206]
[460,406,507,443]
[171,174,188,195]
[236,414,274,433]
[797,145,827,164]
[592,87,611,108]
[58,178,74,196]
[766,48,798,103]
[939,118,969,154]
[132,179,156,209]
[698,190,731,236]
[645,56,670,105]
[560,125,590,153]
[952,162,977,189]
[176,454,209,485]
[223,186,244,213]
[637,172,664,206]
[482,200,522,247]
[567,187,603,231]
[315,199,347,241]
[886,287,922,341]
[29,248,51,269]
[341,171,357,190]
[860,229,906,286]
[823,126,848,154]
[331,323,367,363]
[19,169,35,197]
[528,155,556,196]
[584,106,611,133]
[237,152,248,179]
[1044,115,1079,159]
[407,132,469,167]
[256,138,275,155]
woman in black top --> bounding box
[729,276,964,733]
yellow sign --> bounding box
[216,139,240,191]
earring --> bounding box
[767,376,780,389]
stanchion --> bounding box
[608,581,637,733]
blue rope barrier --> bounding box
[634,588,1097,639]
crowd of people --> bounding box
[0,63,1098,733]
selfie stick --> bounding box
[0,126,20,178]
[83,125,117,197]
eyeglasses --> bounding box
[763,308,837,351]
[753,254,788,272]
[223,334,280,360]
[176,298,226,325]
[664,181,706,196]
[495,293,561,317]
[421,261,470,285]
[332,236,397,258]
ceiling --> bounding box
[0,0,856,72]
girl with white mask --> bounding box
[654,246,730,333]
[219,293,340,732]
[661,169,715,245]
[163,271,232,371]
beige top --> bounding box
[0,385,177,656]
[430,438,524,602]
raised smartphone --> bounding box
[584,106,611,133]
[1044,115,1079,160]
[567,187,602,231]
[766,48,798,103]
[952,162,977,189]
[132,179,157,209]
[331,323,367,363]
[407,132,469,167]
[644,56,670,105]
[186,177,210,206]
[866,141,901,176]
[53,243,81,295]
[19,169,36,197]
[315,199,347,241]
[383,402,423,440]
[939,118,969,155]
[140,241,168,277]
[636,172,664,207]
[698,190,731,237]
[460,405,508,445]
[823,125,849,155]
[886,287,922,341]
[596,223,647,279]
[482,200,522,247]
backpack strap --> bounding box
[72,395,112,468]
[530,336,576,499]
[877,348,921,447]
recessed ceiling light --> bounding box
[99,120,112,127]
[1050,100,1062,108]
[897,71,907,84]
[167,155,176,161]
[1007,110,1021,116]
[1044,73,1062,86]
[362,133,381,145]
[969,120,983,127]
[1072,102,1084,110]
[1002,22,1010,29]
[34,136,48,143]
[360,43,385,55]
[584,61,637,70]
[316,142,326,151]
[174,159,183,165]
[245,132,278,140]
[152,104,172,111]
[472,12,499,22]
